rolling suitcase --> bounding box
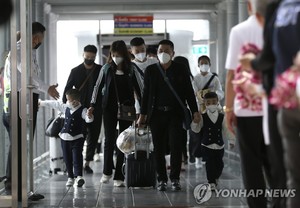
[49,137,66,175]
[125,127,156,188]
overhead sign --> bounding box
[114,15,153,35]
[193,45,209,55]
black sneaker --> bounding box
[183,155,188,165]
[189,156,195,164]
[28,193,45,201]
[84,166,93,174]
[0,176,7,182]
[4,179,11,195]
[171,180,181,191]
[157,181,167,191]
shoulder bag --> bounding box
[45,113,65,137]
[112,71,136,121]
[156,63,192,130]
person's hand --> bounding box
[193,111,201,123]
[225,111,237,135]
[293,51,300,70]
[239,53,256,72]
[87,107,94,118]
[48,84,60,100]
[137,114,147,128]
[196,90,204,103]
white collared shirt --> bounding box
[12,40,49,93]
[132,57,158,73]
[190,110,235,149]
[40,100,94,141]
[193,72,224,103]
[225,15,263,117]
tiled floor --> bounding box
[27,155,248,208]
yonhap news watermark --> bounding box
[193,183,296,204]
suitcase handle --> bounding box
[134,122,151,159]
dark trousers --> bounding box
[103,108,132,181]
[150,110,183,182]
[236,116,271,208]
[202,146,224,184]
[278,108,300,208]
[267,105,287,208]
[2,92,39,199]
[85,107,102,162]
[61,137,85,178]
[181,129,188,161]
[96,143,102,154]
[190,130,202,158]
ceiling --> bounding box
[40,0,224,16]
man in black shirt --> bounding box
[138,40,200,191]
[63,45,102,173]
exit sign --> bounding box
[193,45,208,55]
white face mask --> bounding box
[206,105,218,113]
[112,57,123,66]
[157,52,171,64]
[134,52,146,62]
[199,64,210,73]
[66,101,75,109]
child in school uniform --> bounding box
[39,88,94,187]
[191,92,235,191]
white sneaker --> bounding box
[74,176,85,187]
[209,183,217,191]
[94,154,100,162]
[195,158,203,169]
[66,178,74,187]
[100,174,112,184]
[113,180,125,187]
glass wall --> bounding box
[56,20,100,96]
[0,0,45,205]
[0,24,10,197]
[56,18,209,83]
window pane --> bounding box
[153,20,165,33]
[100,20,114,34]
[166,19,209,40]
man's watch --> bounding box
[223,106,233,113]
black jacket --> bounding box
[90,63,144,110]
[63,63,102,108]
[140,61,198,122]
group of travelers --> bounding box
[2,1,300,207]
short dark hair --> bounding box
[107,40,132,73]
[32,22,46,35]
[158,39,174,50]
[130,37,145,46]
[84,45,97,54]
[198,55,211,66]
[65,88,81,101]
[204,91,218,100]
[173,56,193,79]
[174,56,189,68]
[146,47,157,55]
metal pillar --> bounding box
[239,0,249,22]
[216,2,227,86]
[226,0,239,37]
